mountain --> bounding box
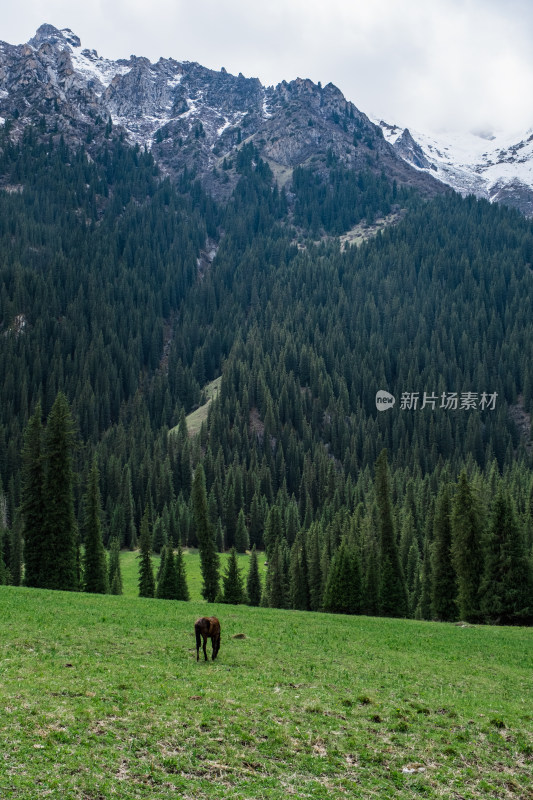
[2,26,533,622]
[376,120,533,217]
[0,24,443,201]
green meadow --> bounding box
[119,548,266,602]
[0,554,532,799]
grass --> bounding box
[0,583,532,799]
[119,548,267,601]
[169,377,222,438]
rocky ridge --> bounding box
[0,24,443,201]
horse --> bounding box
[194,616,221,661]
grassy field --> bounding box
[119,548,267,601]
[0,582,532,799]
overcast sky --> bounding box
[3,0,533,135]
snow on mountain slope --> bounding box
[376,120,533,216]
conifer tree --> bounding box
[289,530,310,610]
[235,508,250,553]
[43,393,78,591]
[264,537,289,608]
[174,543,190,601]
[481,488,532,624]
[157,544,177,599]
[406,541,421,617]
[121,465,137,549]
[152,516,167,554]
[246,544,262,606]
[451,471,484,622]
[138,506,155,598]
[375,450,407,617]
[322,537,362,614]
[21,403,46,588]
[83,456,108,594]
[416,537,432,620]
[215,518,224,552]
[192,464,219,602]
[431,484,457,621]
[307,523,323,611]
[363,533,380,616]
[223,473,237,548]
[156,543,167,585]
[221,546,245,604]
[264,504,284,556]
[249,491,264,549]
[108,537,123,595]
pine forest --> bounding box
[1,124,532,625]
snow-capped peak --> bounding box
[376,119,533,216]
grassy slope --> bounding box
[119,548,266,601]
[0,584,532,799]
[169,376,222,438]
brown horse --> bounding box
[195,616,221,661]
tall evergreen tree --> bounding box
[42,393,78,591]
[264,537,289,608]
[157,543,177,599]
[192,464,219,602]
[221,546,245,604]
[416,537,432,620]
[246,544,262,606]
[83,456,108,594]
[451,471,484,622]
[108,537,123,595]
[249,491,265,549]
[138,506,155,598]
[121,466,137,549]
[235,508,250,553]
[431,484,457,621]
[322,537,362,614]
[174,543,190,601]
[375,450,407,617]
[307,522,323,611]
[289,530,310,610]
[481,488,532,624]
[20,403,46,588]
[152,516,167,554]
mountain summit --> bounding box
[1,24,530,214]
[0,24,442,200]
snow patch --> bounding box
[217,118,231,137]
[181,93,203,118]
[167,73,183,88]
[262,91,272,119]
[69,47,131,91]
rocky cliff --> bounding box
[0,25,444,200]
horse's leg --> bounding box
[203,634,208,661]
[196,626,201,661]
[212,634,219,660]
